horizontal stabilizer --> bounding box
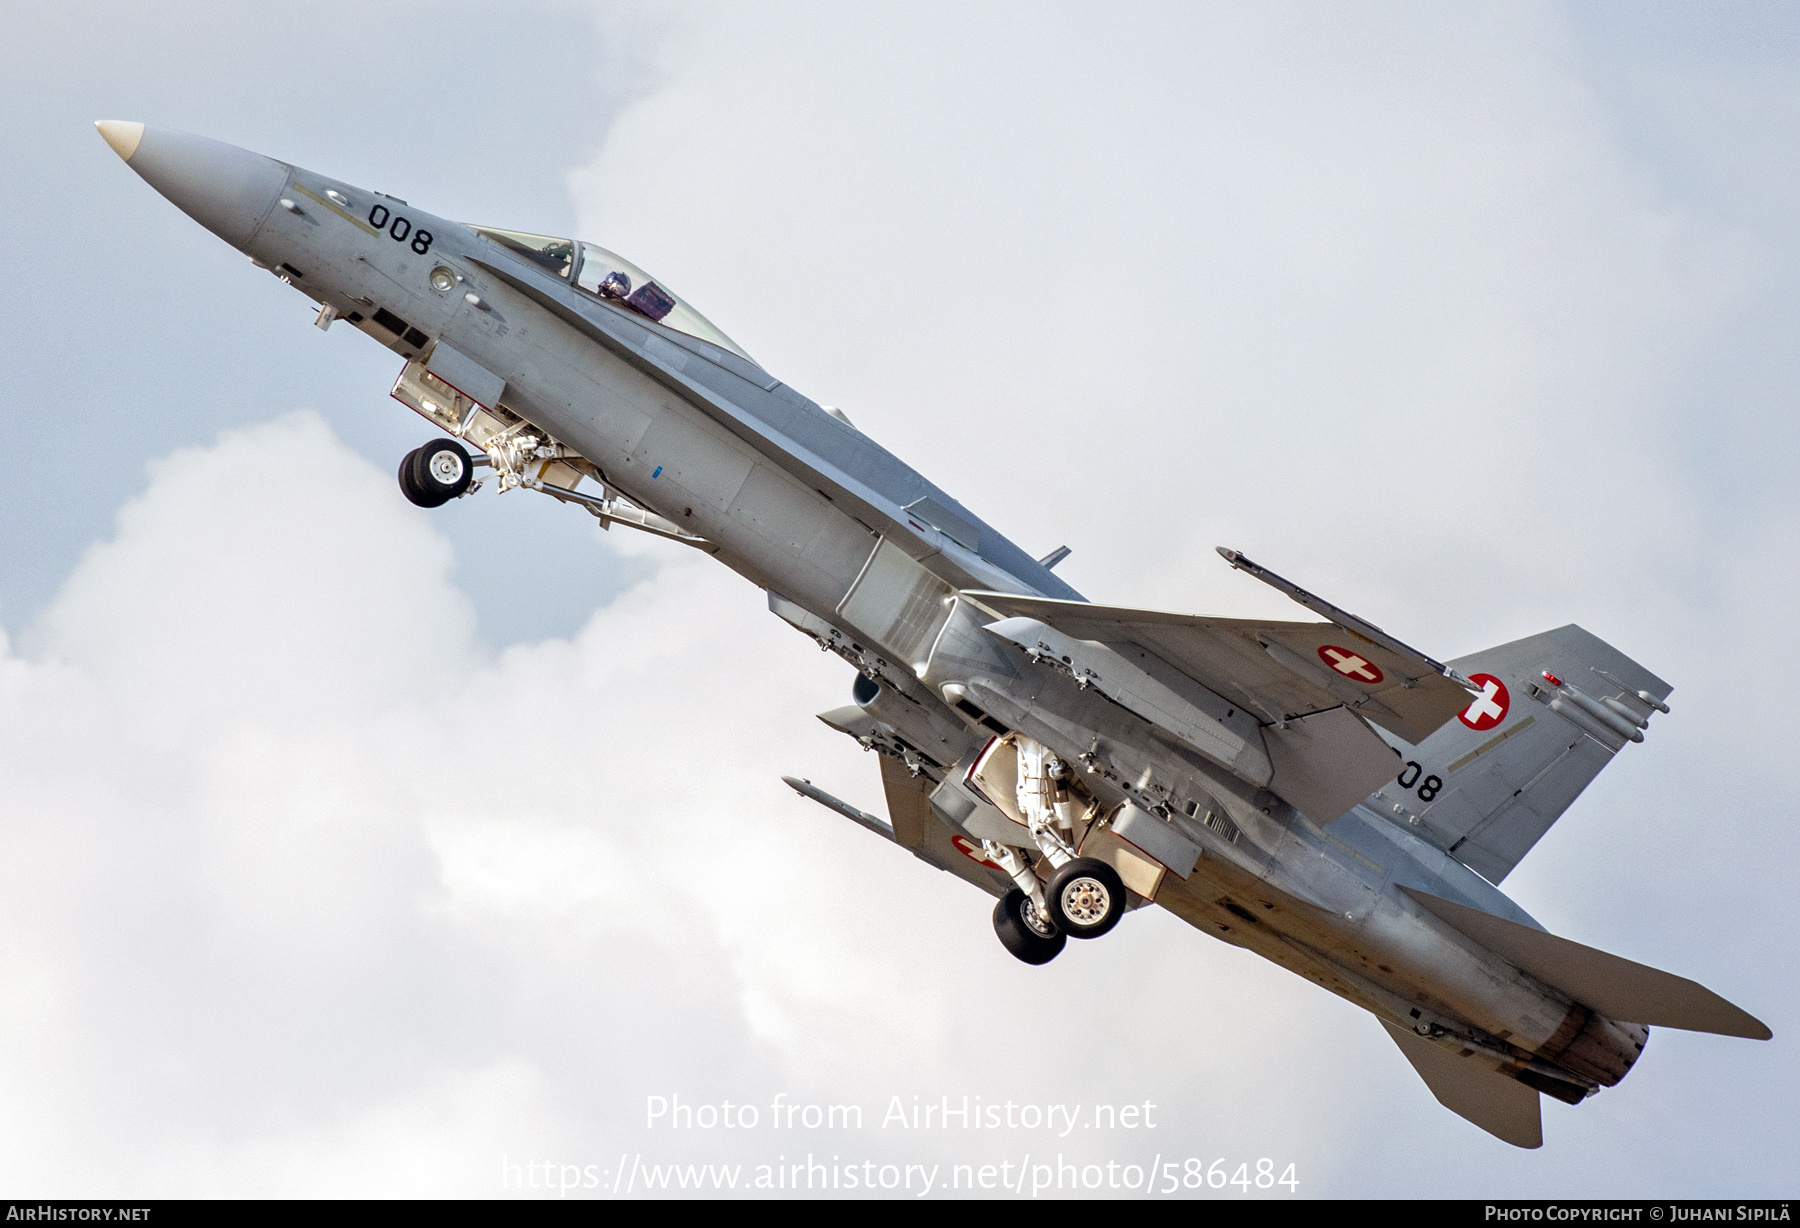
[782,775,894,840]
[1382,1021,1542,1148]
[1404,888,1772,1040]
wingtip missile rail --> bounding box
[1216,546,1479,693]
[781,776,895,839]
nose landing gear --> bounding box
[398,437,474,507]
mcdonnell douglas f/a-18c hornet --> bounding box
[97,121,1769,1148]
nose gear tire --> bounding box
[993,889,1066,965]
[398,447,434,507]
[399,438,472,507]
[1046,857,1126,939]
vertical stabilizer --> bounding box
[1368,625,1669,883]
[1381,1022,1543,1148]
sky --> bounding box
[0,0,1795,1199]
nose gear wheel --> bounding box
[398,437,473,507]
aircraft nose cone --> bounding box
[94,120,144,161]
[96,122,289,251]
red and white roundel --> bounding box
[951,833,1004,870]
[1458,673,1510,731]
[1317,644,1384,685]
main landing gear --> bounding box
[989,858,1128,964]
[993,889,1065,965]
[981,735,1130,964]
[1046,857,1127,939]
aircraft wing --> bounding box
[785,759,1011,899]
[876,755,1012,898]
[960,592,1474,746]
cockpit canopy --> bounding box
[471,227,754,364]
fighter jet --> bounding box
[97,121,1769,1149]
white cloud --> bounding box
[3,415,1355,1196]
[562,0,1795,1193]
[572,1,1751,643]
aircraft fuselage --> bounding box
[103,125,1661,1132]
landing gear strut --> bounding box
[976,734,1131,962]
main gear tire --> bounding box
[992,889,1065,965]
[1046,857,1126,939]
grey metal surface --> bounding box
[1403,889,1771,1039]
[962,591,1473,745]
[1262,706,1401,824]
[464,251,1082,604]
[1111,804,1200,879]
[929,774,1028,847]
[1382,1020,1543,1149]
[1217,547,1473,689]
[424,341,505,411]
[118,126,288,250]
[878,756,1009,898]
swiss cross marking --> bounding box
[1318,644,1384,685]
[951,833,1004,870]
[1458,673,1510,731]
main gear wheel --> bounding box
[992,888,1066,965]
[1045,857,1126,939]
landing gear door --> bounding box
[425,342,505,412]
[392,356,515,446]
